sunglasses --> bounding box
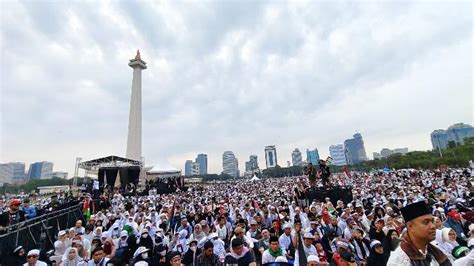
[27,255,38,259]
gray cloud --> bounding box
[1,0,472,175]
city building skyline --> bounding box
[431,123,474,150]
[4,122,473,179]
[196,154,208,175]
[291,148,303,166]
[0,162,26,185]
[306,148,320,165]
[329,144,347,166]
[245,155,259,172]
[184,160,193,176]
[190,162,200,176]
[265,146,278,168]
[27,161,53,180]
[222,151,239,177]
[344,133,368,165]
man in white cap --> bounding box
[25,249,47,266]
[294,233,317,266]
[54,230,68,256]
[74,220,85,235]
[279,223,293,252]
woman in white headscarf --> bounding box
[433,227,459,262]
[60,247,86,266]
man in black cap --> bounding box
[387,201,451,266]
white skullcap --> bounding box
[282,223,291,230]
[275,256,288,262]
[307,255,320,262]
[27,249,40,256]
[370,240,382,249]
[133,246,149,258]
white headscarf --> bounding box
[61,247,84,266]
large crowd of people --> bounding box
[1,167,473,266]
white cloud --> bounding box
[0,0,472,175]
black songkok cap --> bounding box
[401,201,431,222]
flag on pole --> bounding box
[114,170,121,189]
[252,199,260,211]
[342,166,351,186]
[103,171,107,189]
[168,201,175,221]
[276,209,281,232]
[83,199,91,222]
[343,166,351,179]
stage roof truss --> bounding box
[78,155,142,171]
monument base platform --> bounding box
[306,186,353,204]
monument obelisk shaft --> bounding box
[126,50,146,161]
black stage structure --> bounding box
[79,155,142,190]
[305,186,353,204]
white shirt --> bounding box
[54,240,67,256]
[262,249,287,264]
[279,233,292,251]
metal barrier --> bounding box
[0,203,83,265]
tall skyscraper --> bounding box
[126,50,146,161]
[222,151,239,177]
[306,148,320,165]
[344,133,368,165]
[245,155,259,172]
[265,146,278,168]
[0,162,25,185]
[329,144,347,165]
[196,154,208,175]
[27,161,53,180]
[291,148,303,166]
[184,160,193,176]
[431,123,474,150]
[12,162,26,183]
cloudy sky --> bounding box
[1,0,472,176]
